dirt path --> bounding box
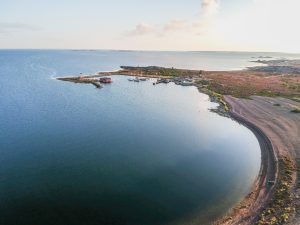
[222,96,300,224]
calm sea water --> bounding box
[1,50,294,225]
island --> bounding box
[57,60,300,225]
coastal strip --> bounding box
[57,65,300,224]
[218,96,299,225]
[215,97,278,225]
[57,76,104,88]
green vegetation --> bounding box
[291,108,300,113]
[257,156,295,225]
[292,97,300,103]
[289,83,300,91]
[197,79,209,86]
[158,68,180,77]
[257,90,283,98]
[119,66,203,77]
[208,91,229,113]
[206,82,254,99]
[281,79,300,92]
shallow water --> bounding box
[0,50,267,225]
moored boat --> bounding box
[99,77,112,84]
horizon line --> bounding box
[0,48,300,55]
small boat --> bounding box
[157,78,170,84]
[128,78,134,81]
[180,81,193,86]
[99,77,112,84]
[133,78,140,82]
[139,77,147,81]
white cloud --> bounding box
[163,20,188,32]
[127,20,189,37]
[192,0,220,35]
[128,23,156,36]
[201,0,219,19]
[124,0,300,52]
[128,0,220,37]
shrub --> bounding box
[291,108,300,113]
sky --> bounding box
[0,0,300,52]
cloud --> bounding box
[128,0,220,37]
[0,22,41,33]
[128,23,156,36]
[201,0,219,19]
[195,0,219,32]
[128,20,189,37]
[163,20,187,32]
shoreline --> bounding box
[220,96,298,225]
[214,98,278,225]
[56,66,299,224]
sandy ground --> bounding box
[223,96,300,224]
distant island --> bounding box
[57,60,300,225]
[250,59,300,74]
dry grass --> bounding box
[202,71,300,99]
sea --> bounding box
[0,50,299,225]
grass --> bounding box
[206,91,229,113]
[291,108,300,113]
[257,156,295,225]
[292,97,300,103]
[197,79,209,86]
[159,68,180,77]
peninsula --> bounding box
[57,61,300,225]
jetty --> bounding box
[57,76,114,88]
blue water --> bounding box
[0,50,272,225]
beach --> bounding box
[217,96,300,224]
